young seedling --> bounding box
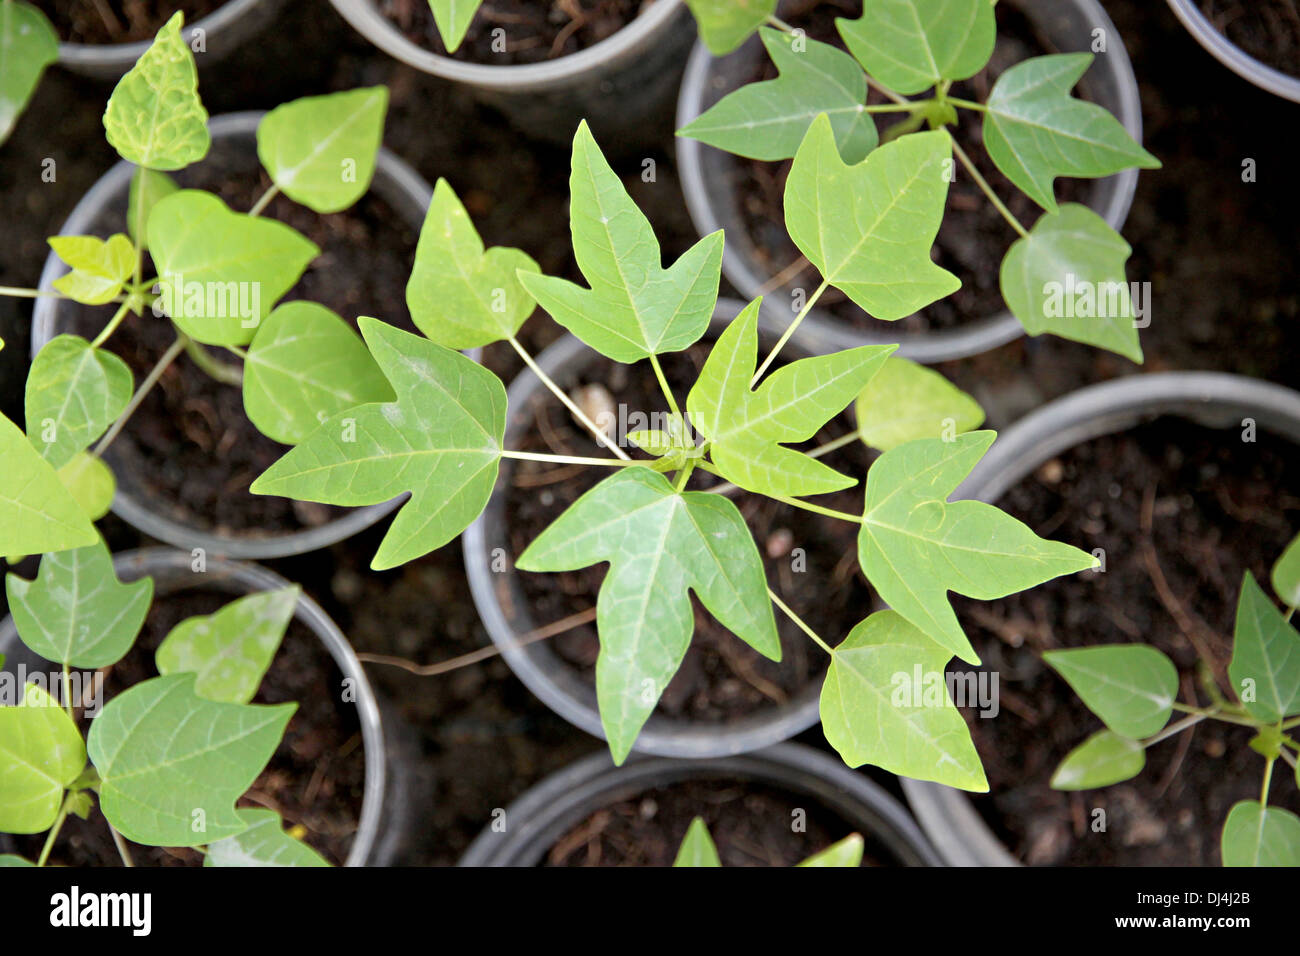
[1046,532,1300,867]
[672,815,865,867]
[0,536,329,867]
[679,0,1161,361]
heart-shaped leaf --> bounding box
[854,356,983,451]
[25,335,133,468]
[1221,801,1300,866]
[684,0,775,54]
[0,683,87,834]
[1229,571,1300,723]
[47,235,136,306]
[518,467,779,763]
[1050,729,1145,791]
[786,117,959,320]
[0,412,98,557]
[836,0,995,95]
[673,817,722,867]
[204,808,331,867]
[1043,645,1177,739]
[519,121,724,362]
[251,318,505,571]
[406,178,540,348]
[0,1,57,144]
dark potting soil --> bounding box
[378,0,651,65]
[547,778,885,865]
[1200,0,1300,79]
[504,339,873,724]
[12,587,365,867]
[33,0,223,44]
[951,417,1300,866]
[733,1,1089,336]
[61,159,419,539]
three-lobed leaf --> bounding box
[786,117,959,320]
[1043,644,1177,739]
[1229,571,1300,723]
[1050,729,1145,791]
[0,684,87,834]
[48,234,135,306]
[0,411,98,557]
[684,0,775,55]
[204,808,331,867]
[517,467,779,764]
[672,817,722,867]
[25,334,133,468]
[251,318,505,571]
[836,0,995,96]
[854,356,983,451]
[1221,801,1300,867]
[0,0,58,144]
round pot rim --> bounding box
[1165,0,1300,104]
[463,297,826,759]
[32,110,428,560]
[674,0,1145,364]
[0,546,386,867]
[327,0,683,89]
[51,0,267,70]
[459,741,943,866]
[900,370,1300,867]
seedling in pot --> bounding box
[0,536,329,867]
[0,13,396,558]
[252,113,1096,786]
[673,816,864,867]
[679,0,1160,360]
[1046,531,1300,867]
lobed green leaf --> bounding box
[836,0,995,96]
[0,412,98,557]
[684,0,775,55]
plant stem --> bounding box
[37,798,70,867]
[946,96,988,112]
[769,587,835,656]
[1169,702,1261,728]
[864,102,925,113]
[880,109,929,144]
[0,285,74,300]
[864,75,908,105]
[1142,713,1205,748]
[183,335,244,386]
[248,183,280,217]
[1282,715,1300,730]
[947,132,1029,239]
[225,345,248,360]
[500,448,640,468]
[109,823,134,867]
[1279,748,1298,771]
[768,492,862,524]
[94,336,186,457]
[1261,755,1277,806]
[806,431,863,460]
[765,14,794,32]
[752,279,829,385]
[61,664,75,721]
[674,458,697,493]
[648,352,682,419]
[507,336,630,460]
[90,300,132,349]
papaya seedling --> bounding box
[673,816,864,867]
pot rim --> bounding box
[52,0,268,71]
[1165,0,1300,104]
[674,0,1146,364]
[900,371,1300,867]
[0,547,386,868]
[31,110,428,560]
[326,0,683,90]
[458,741,943,866]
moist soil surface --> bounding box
[952,418,1300,866]
[9,587,365,867]
[503,339,872,725]
[547,778,888,865]
[733,1,1087,336]
[379,0,650,65]
[34,1,224,44]
[1200,0,1300,78]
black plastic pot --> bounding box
[460,741,942,866]
[31,111,431,560]
[53,0,285,79]
[1166,0,1300,103]
[675,0,1146,364]
[0,547,414,867]
[327,0,693,149]
[464,298,833,759]
[899,372,1300,866]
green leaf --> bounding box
[0,684,87,834]
[87,673,293,847]
[1050,730,1145,790]
[518,467,779,763]
[786,117,959,320]
[0,412,98,557]
[686,298,893,496]
[6,537,152,669]
[1271,531,1300,609]
[684,0,775,55]
[798,834,864,867]
[836,0,995,96]
[518,121,724,363]
[820,610,987,791]
[47,234,136,306]
[0,854,35,866]
[1229,572,1300,723]
[57,453,115,521]
[678,28,877,164]
[0,1,57,144]
[102,12,210,170]
[251,318,505,571]
[673,817,722,867]
[257,87,388,214]
[1000,203,1142,362]
[406,178,540,348]
[1043,645,1177,738]
[858,431,1095,664]
[128,168,179,250]
[983,53,1160,213]
[204,808,331,867]
[1221,801,1300,867]
[148,189,320,347]
[156,586,298,705]
[429,0,483,53]
[25,334,133,467]
[243,302,394,445]
[854,356,983,451]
